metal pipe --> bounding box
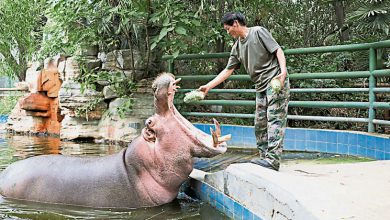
[176,75,251,81]
[176,70,378,82]
[373,119,390,126]
[178,89,256,93]
[180,112,371,124]
[289,71,370,79]
[373,102,390,109]
[290,88,369,93]
[285,40,390,55]
[183,100,256,106]
[289,101,369,108]
[287,115,369,123]
[162,52,230,60]
[168,60,174,74]
[175,72,390,82]
[181,100,390,109]
[0,88,27,91]
[177,88,390,94]
[162,40,390,60]
[181,112,255,118]
[373,88,390,93]
[372,69,390,77]
[368,48,376,132]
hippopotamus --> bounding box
[0,73,228,209]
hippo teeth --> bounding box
[218,134,231,142]
[210,119,231,147]
[210,128,218,147]
[213,118,221,137]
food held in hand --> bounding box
[270,78,282,94]
[184,90,205,103]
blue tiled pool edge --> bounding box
[190,179,262,220]
[194,124,390,160]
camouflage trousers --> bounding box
[255,76,290,168]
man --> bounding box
[198,12,289,171]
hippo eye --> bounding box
[145,119,154,127]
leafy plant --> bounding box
[347,0,390,36]
[74,97,104,121]
[149,0,203,57]
[40,0,151,61]
[75,57,137,120]
[40,0,104,57]
[0,0,45,81]
[115,98,136,118]
[0,92,24,115]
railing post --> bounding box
[168,59,174,74]
[376,48,384,69]
[368,48,377,132]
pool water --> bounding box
[0,133,229,220]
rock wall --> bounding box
[7,48,156,143]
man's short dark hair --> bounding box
[221,12,246,26]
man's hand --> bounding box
[274,72,286,89]
[198,85,211,96]
[197,68,234,96]
[275,48,287,89]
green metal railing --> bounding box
[163,40,390,132]
[0,88,28,97]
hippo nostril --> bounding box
[142,128,156,142]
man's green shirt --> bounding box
[226,26,281,92]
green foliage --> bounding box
[41,0,150,58]
[115,98,136,119]
[0,92,23,115]
[41,0,105,57]
[76,66,136,97]
[347,0,390,36]
[75,58,137,119]
[0,0,45,80]
[74,97,104,121]
[149,0,203,57]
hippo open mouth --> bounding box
[146,72,229,157]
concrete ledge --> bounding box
[222,164,316,220]
[190,160,390,220]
